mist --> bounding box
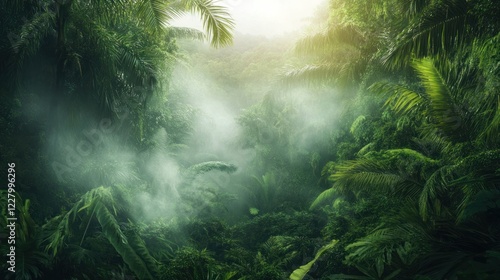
[4,0,495,278]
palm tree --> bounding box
[3,0,234,110]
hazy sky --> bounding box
[171,0,326,37]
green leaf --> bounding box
[249,207,260,215]
[310,188,337,210]
[290,240,339,280]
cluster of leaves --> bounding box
[2,0,499,279]
[299,0,500,279]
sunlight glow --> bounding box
[171,0,326,37]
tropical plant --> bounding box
[43,186,159,279]
[3,0,234,112]
[0,192,50,280]
[290,239,339,280]
[383,0,500,68]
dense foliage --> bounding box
[1,0,499,279]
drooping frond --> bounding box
[383,0,469,68]
[480,97,500,145]
[330,149,438,197]
[43,186,158,279]
[418,165,453,219]
[419,149,500,221]
[310,188,337,210]
[402,0,432,18]
[116,33,159,85]
[413,58,464,139]
[181,0,234,47]
[95,201,155,280]
[134,0,234,47]
[137,0,176,30]
[370,82,426,115]
[290,239,339,280]
[345,205,431,268]
[127,230,161,277]
[9,10,55,67]
[332,160,407,194]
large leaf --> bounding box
[310,188,337,210]
[290,240,339,280]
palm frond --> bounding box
[329,149,438,197]
[182,0,234,47]
[370,82,425,115]
[413,58,464,138]
[480,96,500,145]
[95,201,155,280]
[402,0,432,18]
[43,187,158,279]
[383,0,469,68]
[418,165,453,219]
[331,160,404,194]
[10,10,55,67]
[137,0,175,30]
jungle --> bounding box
[1,0,499,279]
